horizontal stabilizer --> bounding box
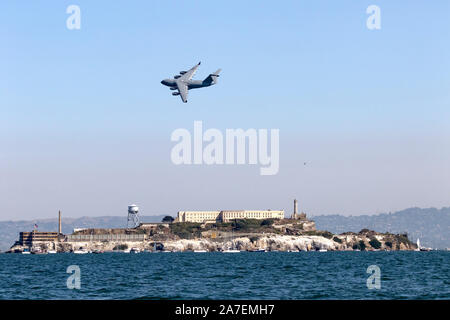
[203,69,221,85]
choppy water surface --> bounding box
[0,251,448,299]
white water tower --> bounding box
[127,204,140,228]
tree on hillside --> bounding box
[162,216,175,223]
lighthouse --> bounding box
[291,199,306,220]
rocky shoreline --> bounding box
[8,229,416,253]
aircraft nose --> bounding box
[161,80,165,85]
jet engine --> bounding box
[179,71,187,75]
[170,87,177,90]
[172,92,180,96]
[174,75,181,79]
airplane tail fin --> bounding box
[203,69,221,85]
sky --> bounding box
[1,1,449,220]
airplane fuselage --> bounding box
[161,79,212,90]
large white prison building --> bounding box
[176,210,285,223]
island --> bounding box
[6,201,417,253]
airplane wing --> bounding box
[179,62,201,81]
[176,81,188,103]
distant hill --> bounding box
[0,215,166,251]
[312,207,450,249]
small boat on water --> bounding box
[222,228,241,253]
[92,249,104,254]
[22,248,31,255]
[194,249,208,253]
[250,248,266,252]
[318,249,328,252]
[31,247,47,254]
[415,239,421,252]
[130,247,141,253]
[73,247,89,254]
[222,249,240,253]
[47,250,57,254]
[416,238,432,252]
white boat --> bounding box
[22,249,31,255]
[318,249,328,252]
[416,238,431,251]
[415,239,421,252]
[222,249,240,253]
[31,247,47,254]
[47,250,57,254]
[250,248,266,252]
[73,248,89,254]
[194,249,208,253]
[222,228,241,253]
[130,247,141,253]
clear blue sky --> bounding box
[1,1,449,220]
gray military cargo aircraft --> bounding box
[161,62,221,103]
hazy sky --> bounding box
[1,1,449,220]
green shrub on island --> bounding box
[397,233,411,245]
[369,238,382,249]
[261,219,275,226]
[113,244,128,251]
[231,219,274,231]
[162,216,175,223]
[352,240,367,251]
[209,222,233,230]
[359,240,366,251]
[304,230,334,239]
[332,236,342,243]
[385,241,392,248]
[170,222,202,239]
